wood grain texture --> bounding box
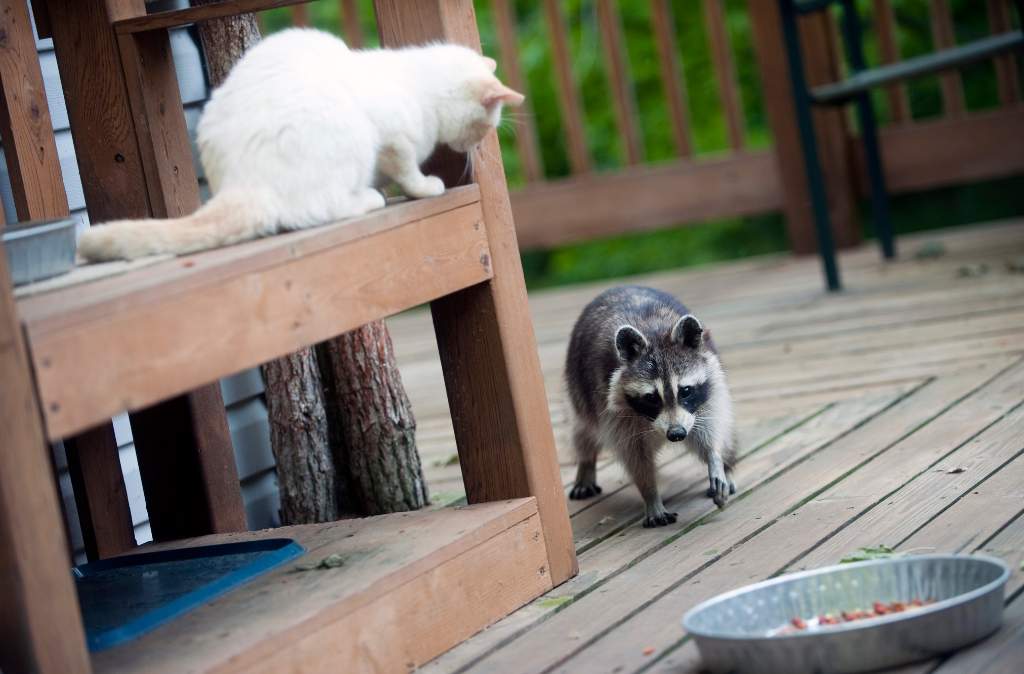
[596,0,643,164]
[929,0,965,118]
[0,250,90,674]
[374,0,578,586]
[541,0,590,174]
[22,194,490,440]
[114,0,309,33]
[104,2,245,539]
[0,0,68,222]
[1,0,134,562]
[748,2,861,254]
[65,425,137,560]
[401,221,1024,673]
[511,151,781,250]
[649,0,692,157]
[94,499,546,674]
[290,3,309,27]
[987,0,1021,105]
[872,0,911,124]
[856,107,1024,194]
[703,0,745,150]
[340,0,364,47]
[493,0,543,182]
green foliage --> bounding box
[259,1,1024,289]
[839,544,896,564]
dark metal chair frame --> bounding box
[779,0,1024,291]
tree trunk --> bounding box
[193,4,343,524]
[192,5,427,520]
[318,322,427,515]
[261,349,339,522]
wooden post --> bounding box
[0,0,135,561]
[0,253,90,673]
[373,0,577,586]
[44,0,246,541]
[749,2,862,253]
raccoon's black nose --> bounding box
[667,426,687,442]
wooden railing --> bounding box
[269,1,1024,254]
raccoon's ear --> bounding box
[615,325,648,362]
[671,314,703,349]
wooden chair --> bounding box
[0,1,576,672]
[779,0,1024,291]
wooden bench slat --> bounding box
[19,186,488,440]
[811,30,1024,105]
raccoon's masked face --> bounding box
[611,315,712,442]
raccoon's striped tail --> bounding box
[77,188,275,262]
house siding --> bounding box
[0,1,279,562]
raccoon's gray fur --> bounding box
[565,285,737,527]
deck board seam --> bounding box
[455,384,927,673]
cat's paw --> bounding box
[408,175,445,199]
[355,188,386,213]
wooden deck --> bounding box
[386,219,1024,673]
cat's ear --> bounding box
[482,81,525,109]
[482,56,498,72]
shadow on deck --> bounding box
[387,219,1024,674]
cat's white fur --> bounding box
[77,29,523,261]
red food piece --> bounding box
[791,617,807,630]
[910,599,923,607]
[642,647,656,656]
[890,601,906,613]
[872,601,889,615]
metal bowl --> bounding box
[682,554,1010,674]
[2,217,78,286]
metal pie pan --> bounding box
[682,554,1010,673]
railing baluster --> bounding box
[649,0,692,157]
[596,0,643,164]
[542,0,591,173]
[493,0,544,182]
[987,0,1021,105]
[340,0,364,47]
[928,0,965,117]
[291,4,309,27]
[703,0,745,150]
[872,0,911,123]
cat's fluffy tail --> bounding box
[77,188,275,262]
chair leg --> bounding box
[854,91,896,259]
[839,0,896,260]
[779,0,841,291]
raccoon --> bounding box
[565,285,737,527]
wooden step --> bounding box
[16,185,488,441]
[114,0,310,34]
[91,498,548,674]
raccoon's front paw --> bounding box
[642,507,678,528]
[569,482,602,500]
[706,475,735,508]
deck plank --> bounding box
[402,220,1024,673]
[583,359,1024,673]
[539,359,1023,674]
[424,384,919,673]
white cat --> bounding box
[77,28,523,261]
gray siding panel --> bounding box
[4,7,282,560]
